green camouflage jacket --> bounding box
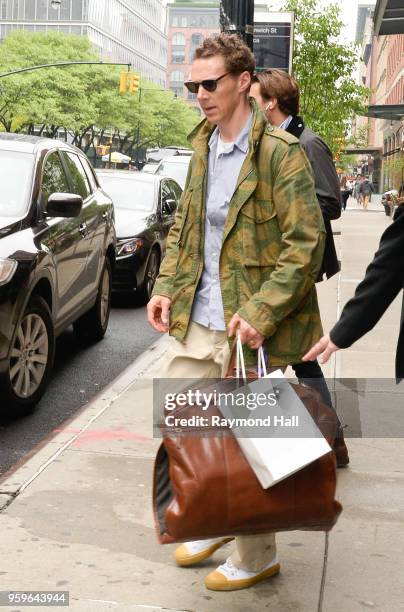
[152,99,326,366]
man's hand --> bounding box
[228,314,265,349]
[302,334,340,363]
[147,295,171,333]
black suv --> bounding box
[0,134,116,415]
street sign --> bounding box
[253,12,294,73]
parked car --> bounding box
[154,155,191,189]
[97,171,182,304]
[0,134,116,415]
[141,163,158,174]
[146,146,192,163]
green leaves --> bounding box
[283,0,370,155]
[0,30,199,150]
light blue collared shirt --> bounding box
[191,113,253,330]
[279,115,293,130]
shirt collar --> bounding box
[278,115,293,130]
[208,111,253,155]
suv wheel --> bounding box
[73,258,112,343]
[137,248,160,305]
[0,296,55,416]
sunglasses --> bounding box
[184,72,232,94]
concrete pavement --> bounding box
[0,196,403,612]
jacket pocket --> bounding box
[240,200,280,266]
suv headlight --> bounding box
[0,258,17,286]
[116,238,143,257]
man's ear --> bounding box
[239,71,252,94]
[268,97,279,111]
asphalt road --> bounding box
[0,295,160,476]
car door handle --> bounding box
[79,223,88,236]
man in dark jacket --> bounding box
[359,177,375,210]
[303,205,404,379]
[251,70,349,466]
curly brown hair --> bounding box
[252,69,300,116]
[193,33,255,78]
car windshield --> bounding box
[0,150,34,217]
[98,176,155,212]
[157,161,189,184]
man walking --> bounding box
[250,69,349,467]
[148,34,325,591]
[359,177,375,209]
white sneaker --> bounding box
[205,555,280,591]
[174,537,234,567]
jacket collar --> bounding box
[285,115,305,139]
[187,97,268,162]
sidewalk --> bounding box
[1,201,403,611]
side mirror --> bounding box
[46,193,83,218]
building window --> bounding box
[170,70,184,84]
[0,0,7,19]
[190,33,203,61]
[171,86,183,98]
[172,32,185,46]
[172,32,185,64]
[188,91,197,101]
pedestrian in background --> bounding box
[250,69,349,467]
[359,177,374,209]
[340,176,351,211]
[353,176,362,205]
[148,34,326,591]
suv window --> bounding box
[41,152,70,206]
[169,180,182,203]
[62,152,91,200]
[161,180,176,217]
[79,156,98,193]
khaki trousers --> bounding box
[162,321,277,572]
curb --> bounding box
[0,334,169,500]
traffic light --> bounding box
[119,71,129,93]
[128,73,140,93]
[119,72,140,93]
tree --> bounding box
[283,0,370,155]
[0,31,199,153]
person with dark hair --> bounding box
[148,34,326,590]
[251,69,349,467]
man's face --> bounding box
[190,56,249,125]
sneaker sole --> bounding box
[174,538,234,567]
[205,562,281,591]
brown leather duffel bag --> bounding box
[153,375,342,544]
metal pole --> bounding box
[0,61,131,79]
[135,87,142,170]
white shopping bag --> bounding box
[217,335,332,489]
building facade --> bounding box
[352,3,403,191]
[166,0,273,108]
[0,0,168,86]
[166,0,220,107]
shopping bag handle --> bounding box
[225,333,267,380]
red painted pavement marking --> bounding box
[53,428,151,447]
